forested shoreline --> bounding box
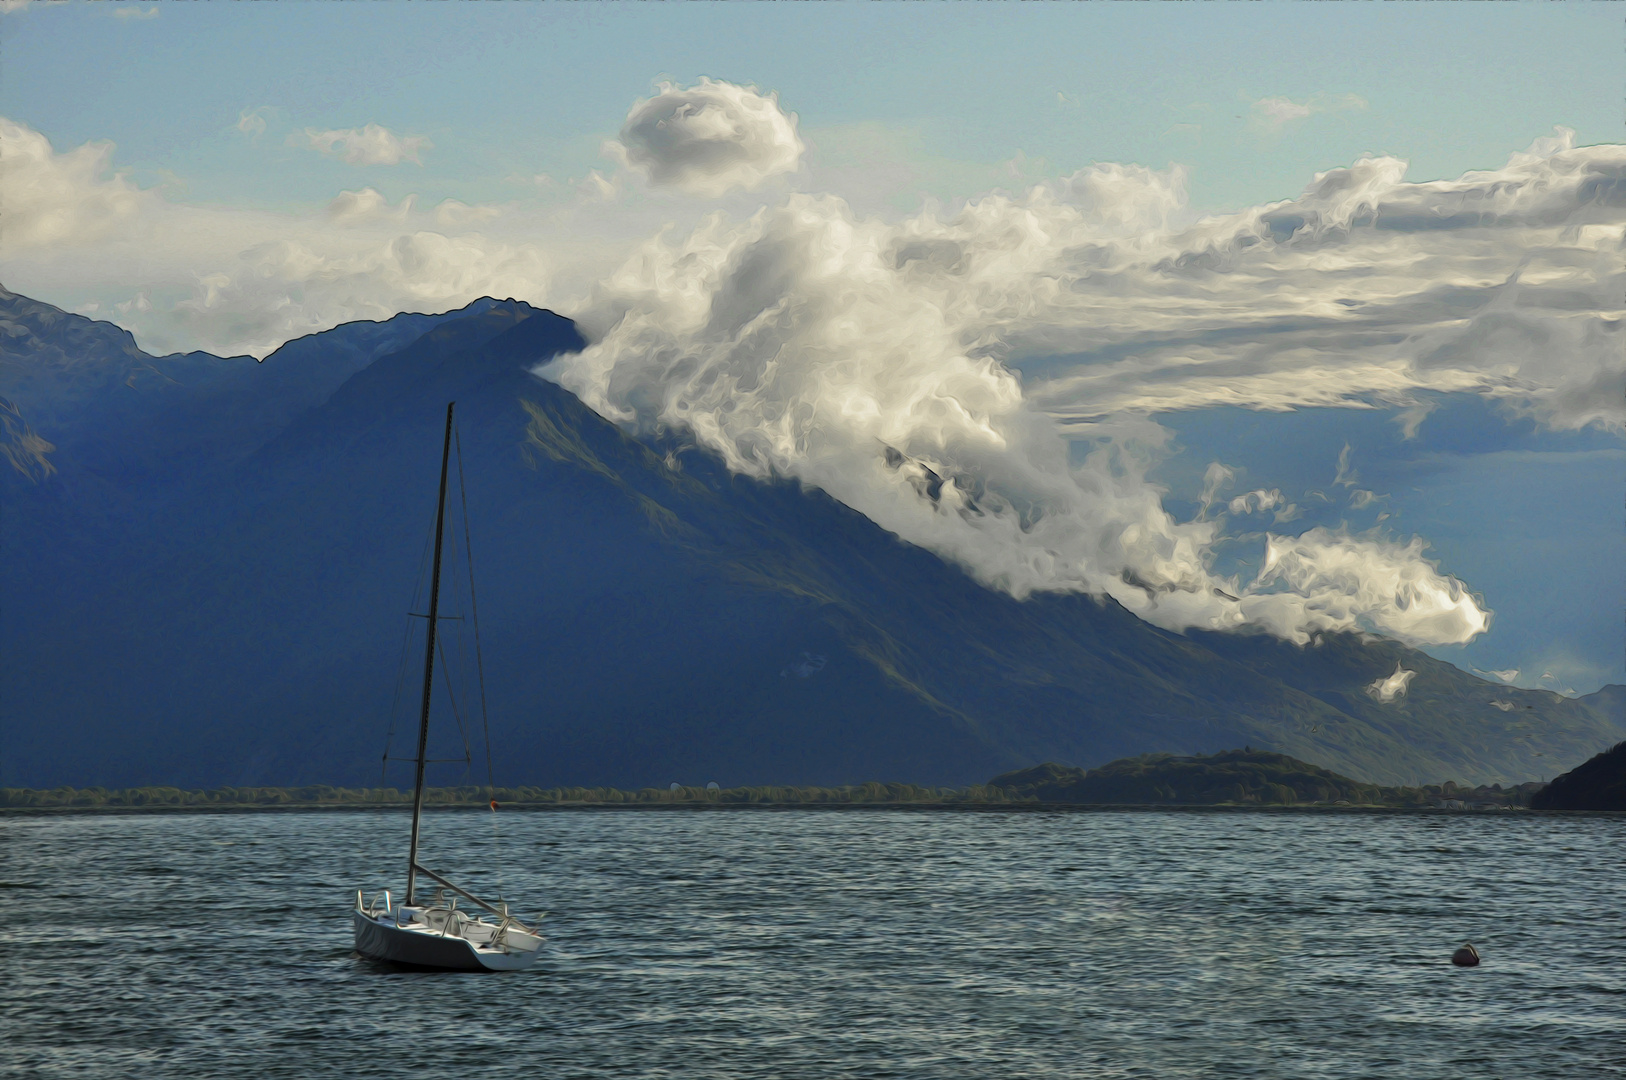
[6,746,1587,812]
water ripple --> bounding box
[0,809,1621,1079]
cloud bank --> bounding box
[0,117,596,356]
[0,117,155,252]
[542,121,1619,650]
[7,100,1622,654]
[611,78,803,197]
[544,181,1498,646]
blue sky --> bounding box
[5,1,1619,212]
[3,0,1622,693]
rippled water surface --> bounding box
[2,808,1622,1079]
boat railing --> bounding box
[412,861,540,935]
[356,889,393,918]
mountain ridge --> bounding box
[3,289,1621,790]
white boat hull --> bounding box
[353,908,544,972]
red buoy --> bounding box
[1451,943,1480,967]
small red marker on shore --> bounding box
[490,799,499,811]
[1451,942,1480,967]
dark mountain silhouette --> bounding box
[4,288,1622,790]
[1530,740,1626,811]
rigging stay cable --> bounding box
[381,504,439,783]
[455,423,507,904]
[435,634,474,767]
[454,424,497,795]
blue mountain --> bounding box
[3,287,1621,790]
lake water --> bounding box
[1,808,1621,1079]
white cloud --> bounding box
[576,169,621,203]
[0,117,576,358]
[1197,462,1236,519]
[544,189,1493,647]
[1394,401,1435,440]
[610,78,803,197]
[6,110,1617,654]
[326,187,414,225]
[0,117,157,252]
[299,123,431,166]
[237,107,270,140]
[109,3,159,19]
[1014,131,1626,433]
[1250,93,1367,134]
[1367,664,1417,703]
[433,198,502,228]
[1347,489,1386,510]
[1228,488,1285,516]
[173,231,552,357]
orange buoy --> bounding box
[1451,943,1480,967]
[489,799,499,811]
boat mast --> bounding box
[406,401,456,906]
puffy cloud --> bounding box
[325,187,417,226]
[1249,531,1488,645]
[1367,664,1416,703]
[545,189,1492,647]
[174,231,551,357]
[611,78,803,197]
[0,117,584,358]
[0,117,156,252]
[299,123,431,166]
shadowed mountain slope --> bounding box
[4,290,1621,789]
[1530,740,1626,811]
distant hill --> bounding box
[992,749,1397,806]
[3,748,1540,810]
[990,750,1542,808]
[1578,685,1626,729]
[4,288,1622,791]
[1530,741,1626,811]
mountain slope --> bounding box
[1530,740,1626,810]
[3,290,1621,789]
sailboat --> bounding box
[352,402,545,971]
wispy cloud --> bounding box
[298,123,430,166]
[1367,664,1416,703]
[236,107,270,141]
[1250,93,1367,134]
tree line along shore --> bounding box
[4,748,1589,811]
